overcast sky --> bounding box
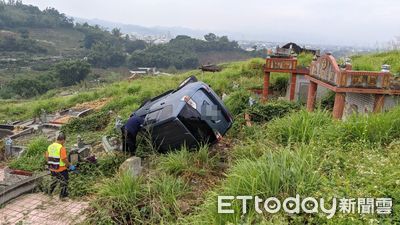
[21,0,400,46]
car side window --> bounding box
[146,109,161,124]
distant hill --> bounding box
[0,1,251,70]
[74,17,206,38]
[0,1,255,99]
[0,1,83,59]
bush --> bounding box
[127,85,141,95]
[297,53,314,67]
[270,75,289,93]
[319,91,335,110]
[61,111,110,133]
[247,100,301,123]
[240,58,264,77]
[54,60,91,86]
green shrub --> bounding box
[247,100,301,123]
[32,102,57,117]
[102,95,139,112]
[67,92,99,105]
[231,126,275,161]
[70,153,127,197]
[227,148,319,196]
[270,75,289,93]
[297,53,314,67]
[319,91,335,110]
[62,111,110,133]
[240,58,264,77]
[86,172,189,224]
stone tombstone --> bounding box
[119,156,143,177]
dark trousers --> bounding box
[49,170,69,198]
[121,129,137,154]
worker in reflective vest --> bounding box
[45,132,75,199]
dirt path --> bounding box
[0,193,88,225]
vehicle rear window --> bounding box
[178,104,216,144]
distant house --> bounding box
[129,67,159,77]
[282,42,320,56]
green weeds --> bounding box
[9,137,50,172]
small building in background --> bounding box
[282,42,320,56]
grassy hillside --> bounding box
[28,27,84,55]
[1,55,399,224]
[351,50,400,74]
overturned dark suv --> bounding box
[135,76,233,152]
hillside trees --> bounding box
[128,34,241,69]
[204,33,218,42]
[76,23,146,68]
[124,39,146,53]
[8,77,50,98]
[0,35,47,53]
[87,42,126,68]
[54,60,91,86]
[0,1,73,28]
[0,60,91,99]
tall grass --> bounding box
[351,50,400,73]
[85,171,190,224]
[85,172,145,225]
[267,110,332,146]
[332,107,400,146]
[158,145,219,177]
[39,152,128,198]
[149,173,189,221]
[187,147,320,224]
[9,136,50,171]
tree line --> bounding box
[0,1,250,99]
[0,0,73,28]
[128,34,242,69]
[0,60,91,99]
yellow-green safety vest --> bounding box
[47,142,64,169]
